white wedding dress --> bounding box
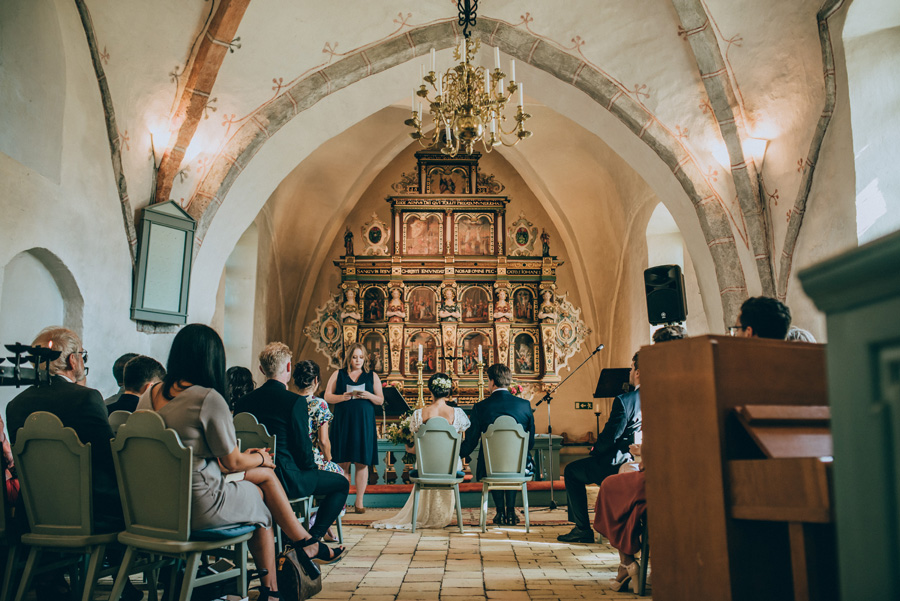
[371,407,471,530]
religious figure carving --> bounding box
[438,287,462,322]
[538,289,557,323]
[492,288,513,322]
[340,288,361,323]
[385,288,406,322]
[541,229,550,257]
[344,226,354,256]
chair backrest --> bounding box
[111,410,192,541]
[12,411,93,536]
[482,415,528,477]
[414,417,461,478]
[233,412,276,457]
[109,410,132,434]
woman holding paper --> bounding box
[325,342,384,513]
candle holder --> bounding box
[416,360,425,409]
[477,360,485,401]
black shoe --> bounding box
[493,511,505,525]
[557,527,594,543]
[121,580,144,601]
[506,509,520,525]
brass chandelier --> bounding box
[404,0,532,157]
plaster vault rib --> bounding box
[671,0,776,298]
[186,18,750,326]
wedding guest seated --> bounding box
[234,343,349,544]
[107,355,165,414]
[226,365,255,411]
[731,296,791,339]
[103,352,139,406]
[558,351,641,543]
[140,326,343,601]
[594,469,646,592]
[786,325,816,343]
[651,324,686,343]
[459,364,535,526]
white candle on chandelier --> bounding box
[484,69,490,94]
[431,48,436,73]
[437,75,443,97]
[412,90,416,113]
[445,123,452,144]
[478,345,483,363]
[420,63,424,83]
[518,82,525,108]
[494,46,500,69]
[418,344,423,363]
[490,118,496,134]
[510,59,516,82]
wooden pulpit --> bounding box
[641,335,837,601]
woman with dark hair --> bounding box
[226,366,255,410]
[294,360,343,475]
[371,372,470,530]
[138,324,342,601]
[324,342,384,513]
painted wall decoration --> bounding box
[360,212,391,255]
[303,293,344,368]
[363,286,385,322]
[455,213,494,255]
[407,331,438,374]
[507,211,538,256]
[403,213,442,255]
[513,332,537,374]
[426,165,470,194]
[407,286,436,322]
[461,286,491,322]
[362,330,387,374]
[555,292,590,372]
[458,331,490,374]
[513,287,535,322]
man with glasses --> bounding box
[730,296,792,340]
[5,326,125,532]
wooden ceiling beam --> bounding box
[154,0,251,204]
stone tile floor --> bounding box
[88,523,649,600]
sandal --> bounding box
[298,537,345,565]
[289,539,322,578]
[253,585,282,601]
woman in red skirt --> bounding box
[593,455,646,592]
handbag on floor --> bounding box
[276,543,323,601]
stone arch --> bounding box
[188,18,747,325]
[0,247,84,338]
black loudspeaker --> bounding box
[644,264,687,325]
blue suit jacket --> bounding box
[459,389,535,480]
[590,388,641,467]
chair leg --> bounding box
[335,513,344,544]
[147,565,159,601]
[522,483,530,534]
[178,552,202,601]
[13,547,40,601]
[275,524,284,554]
[411,484,419,534]
[454,485,464,534]
[639,520,650,596]
[236,540,248,596]
[0,544,18,601]
[108,546,136,601]
[480,485,488,533]
[80,544,106,601]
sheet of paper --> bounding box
[346,384,366,397]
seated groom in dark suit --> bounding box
[106,355,165,414]
[558,351,642,543]
[234,342,349,541]
[459,363,535,525]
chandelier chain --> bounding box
[457,0,478,39]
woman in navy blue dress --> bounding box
[324,342,383,512]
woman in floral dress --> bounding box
[293,360,344,476]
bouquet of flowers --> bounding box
[385,411,415,446]
[508,383,525,396]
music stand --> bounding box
[381,386,410,434]
[592,368,633,437]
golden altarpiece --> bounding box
[306,151,588,408]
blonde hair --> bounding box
[342,342,369,373]
[258,342,292,378]
[32,326,81,375]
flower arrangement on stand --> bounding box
[385,411,416,465]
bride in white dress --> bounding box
[372,373,470,530]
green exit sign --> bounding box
[575,402,593,410]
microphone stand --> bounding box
[535,344,604,510]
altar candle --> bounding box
[478,345,483,363]
[519,82,525,108]
[494,46,500,69]
[418,344,423,363]
[431,48,436,73]
[510,59,516,82]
